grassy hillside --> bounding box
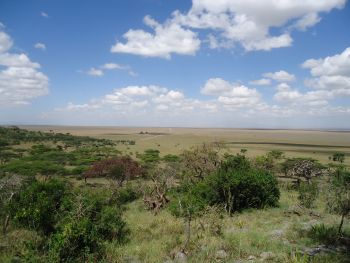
[0,126,349,262]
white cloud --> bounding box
[242,34,293,51]
[56,84,218,117]
[87,67,104,77]
[292,12,321,31]
[302,47,350,77]
[119,85,167,97]
[273,83,330,107]
[0,53,40,68]
[201,78,233,96]
[303,47,350,96]
[101,63,127,70]
[0,31,12,53]
[34,43,46,50]
[0,29,49,106]
[86,62,135,77]
[201,78,262,108]
[154,90,185,104]
[249,78,271,86]
[263,70,296,82]
[52,77,350,127]
[172,0,345,51]
[111,15,201,59]
[41,12,49,18]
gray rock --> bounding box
[302,245,334,256]
[215,249,228,259]
[301,219,319,231]
[174,252,187,263]
[260,251,275,261]
[270,229,284,239]
[247,255,257,260]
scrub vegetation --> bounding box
[0,126,349,262]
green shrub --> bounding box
[48,191,129,262]
[221,154,251,172]
[168,183,208,218]
[308,224,339,245]
[298,181,319,208]
[98,206,129,242]
[48,217,101,262]
[10,179,69,234]
[113,183,140,205]
[170,167,280,215]
[163,154,180,163]
[199,168,280,214]
[139,149,160,164]
[70,165,88,175]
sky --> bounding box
[0,0,350,129]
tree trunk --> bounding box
[182,213,191,252]
[338,213,345,235]
[3,214,10,235]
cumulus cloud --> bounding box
[303,47,350,77]
[101,63,127,70]
[111,15,200,59]
[201,78,262,108]
[110,1,345,57]
[87,67,104,77]
[249,78,271,86]
[303,47,350,96]
[273,82,330,107]
[263,70,296,82]
[0,31,12,53]
[292,12,321,31]
[52,74,350,126]
[172,0,345,51]
[55,84,220,120]
[0,29,49,106]
[34,43,46,50]
[86,62,134,77]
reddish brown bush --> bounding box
[84,156,143,185]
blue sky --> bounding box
[0,0,349,128]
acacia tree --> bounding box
[180,143,222,183]
[84,156,143,185]
[282,158,324,184]
[331,152,345,163]
[143,164,178,214]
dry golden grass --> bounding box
[21,125,350,165]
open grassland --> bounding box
[21,126,350,166]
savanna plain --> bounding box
[0,126,349,263]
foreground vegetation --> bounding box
[0,126,349,262]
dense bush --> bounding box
[200,168,280,213]
[170,162,280,216]
[221,154,251,171]
[113,183,140,205]
[1,159,67,177]
[298,181,319,208]
[48,192,128,262]
[162,154,180,163]
[327,168,350,234]
[308,224,342,245]
[139,149,160,164]
[84,156,143,184]
[9,179,69,234]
